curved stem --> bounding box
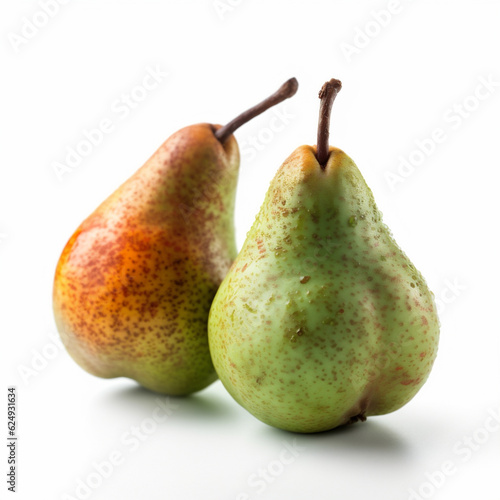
[215,77,299,143]
[316,78,342,168]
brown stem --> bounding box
[316,78,342,168]
[215,77,299,143]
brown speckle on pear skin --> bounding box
[53,124,240,395]
[208,146,439,433]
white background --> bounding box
[1,1,500,499]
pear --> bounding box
[208,79,439,432]
[53,78,299,395]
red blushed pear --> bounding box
[208,79,440,432]
[53,78,299,395]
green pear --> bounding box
[53,78,298,395]
[208,79,439,432]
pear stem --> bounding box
[215,77,299,144]
[316,78,342,168]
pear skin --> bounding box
[208,145,439,432]
[54,124,238,395]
